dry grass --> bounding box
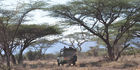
[12,55,140,70]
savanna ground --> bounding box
[11,54,140,70]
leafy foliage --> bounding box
[48,0,140,61]
[25,50,57,60]
[25,50,42,60]
[9,24,62,39]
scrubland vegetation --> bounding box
[6,52,140,70]
[0,0,140,70]
[0,48,140,70]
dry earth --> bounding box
[12,55,140,70]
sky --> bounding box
[46,42,97,54]
[1,0,99,54]
[2,0,139,54]
[1,0,70,24]
[1,0,80,35]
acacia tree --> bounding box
[110,21,140,57]
[48,0,140,61]
[10,24,62,64]
[130,23,140,48]
[0,1,47,69]
[59,32,93,51]
[93,21,140,59]
[30,38,59,60]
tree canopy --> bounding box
[0,0,49,69]
[48,0,140,61]
[10,24,62,39]
[9,24,62,64]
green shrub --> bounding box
[25,50,42,60]
[122,47,140,55]
[25,50,57,60]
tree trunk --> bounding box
[5,52,11,70]
[115,52,121,61]
[0,52,5,61]
[107,46,115,61]
[18,44,29,64]
[115,44,130,61]
[11,54,16,64]
[18,50,24,64]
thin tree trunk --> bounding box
[0,52,5,61]
[115,44,130,61]
[5,52,11,70]
[18,43,29,64]
[18,50,24,64]
[11,54,16,64]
